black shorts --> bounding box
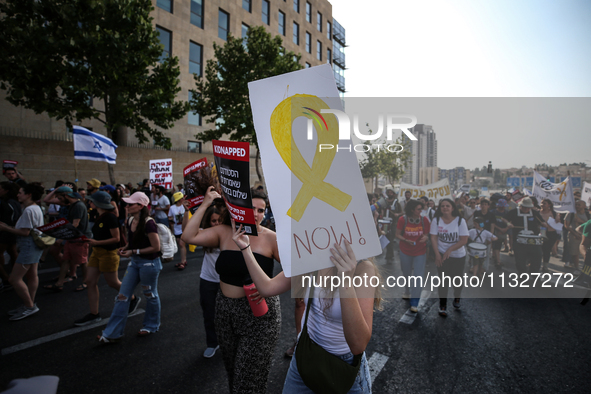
[492,239,504,250]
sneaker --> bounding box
[203,345,219,358]
[8,305,25,316]
[438,306,447,317]
[453,299,461,310]
[97,335,120,344]
[9,305,39,321]
[402,292,410,300]
[128,296,141,315]
[74,313,102,326]
[410,306,418,313]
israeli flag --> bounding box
[73,126,117,164]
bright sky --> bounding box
[332,0,591,169]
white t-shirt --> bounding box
[420,207,435,222]
[429,216,469,258]
[16,205,44,230]
[200,249,220,283]
[168,204,185,235]
[153,195,170,220]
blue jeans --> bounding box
[283,349,371,393]
[399,251,427,307]
[102,256,162,339]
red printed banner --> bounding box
[183,158,208,177]
[183,157,209,213]
[2,160,18,174]
[149,158,173,190]
[38,218,88,242]
[212,140,257,236]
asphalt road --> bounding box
[1,246,590,393]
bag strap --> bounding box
[302,278,316,329]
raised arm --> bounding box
[181,187,221,248]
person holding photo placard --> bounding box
[182,186,281,393]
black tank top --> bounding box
[215,250,275,287]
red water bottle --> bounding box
[243,277,268,317]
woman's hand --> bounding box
[434,253,443,267]
[203,186,221,206]
[247,287,265,305]
[231,218,250,250]
[87,239,98,247]
[442,249,452,261]
[418,235,428,244]
[329,241,358,278]
[119,248,133,258]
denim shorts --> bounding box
[15,236,43,265]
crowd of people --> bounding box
[3,161,591,393]
[370,186,591,317]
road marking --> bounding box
[1,308,145,356]
[368,352,389,384]
[399,289,432,325]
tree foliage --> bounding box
[359,127,411,185]
[190,26,303,146]
[0,0,189,147]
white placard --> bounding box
[248,64,381,277]
[399,179,452,204]
[532,171,575,213]
[581,181,591,209]
[149,158,173,190]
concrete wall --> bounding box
[0,136,264,190]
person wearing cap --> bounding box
[43,186,92,292]
[168,192,187,270]
[490,198,510,269]
[98,192,161,342]
[502,197,550,275]
[74,191,121,326]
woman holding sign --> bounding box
[183,186,281,394]
[228,218,379,393]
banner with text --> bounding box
[212,140,257,236]
[149,158,173,190]
[399,178,452,204]
[38,218,88,242]
[532,171,575,213]
[183,158,209,214]
[248,64,381,277]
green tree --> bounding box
[359,128,411,186]
[0,0,189,183]
[189,26,303,181]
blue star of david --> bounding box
[93,141,103,152]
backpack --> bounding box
[128,217,178,261]
[436,216,463,227]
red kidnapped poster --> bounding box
[37,218,88,242]
[183,157,208,214]
[212,140,258,236]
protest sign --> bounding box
[532,171,575,213]
[212,140,258,236]
[183,158,209,213]
[399,179,452,204]
[581,181,591,208]
[149,158,173,189]
[2,160,18,174]
[248,64,381,277]
[38,218,88,242]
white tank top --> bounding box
[200,249,220,283]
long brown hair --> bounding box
[131,206,150,245]
[202,205,223,253]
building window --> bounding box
[306,2,311,23]
[292,22,299,45]
[157,0,172,13]
[317,12,322,32]
[242,23,250,39]
[293,0,299,13]
[242,0,251,13]
[305,62,311,68]
[190,0,203,29]
[317,40,322,61]
[327,21,331,39]
[262,0,270,25]
[218,9,229,40]
[327,48,331,64]
[305,32,311,53]
[188,141,202,153]
[278,11,285,35]
[188,92,201,126]
[156,26,171,62]
[189,41,202,76]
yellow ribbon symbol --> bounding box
[270,94,352,222]
[557,181,567,201]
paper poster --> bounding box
[248,64,381,277]
[399,179,452,204]
[2,160,17,174]
[532,171,575,213]
[581,182,591,208]
[149,158,173,190]
[212,140,258,236]
[183,158,209,214]
[38,219,88,242]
